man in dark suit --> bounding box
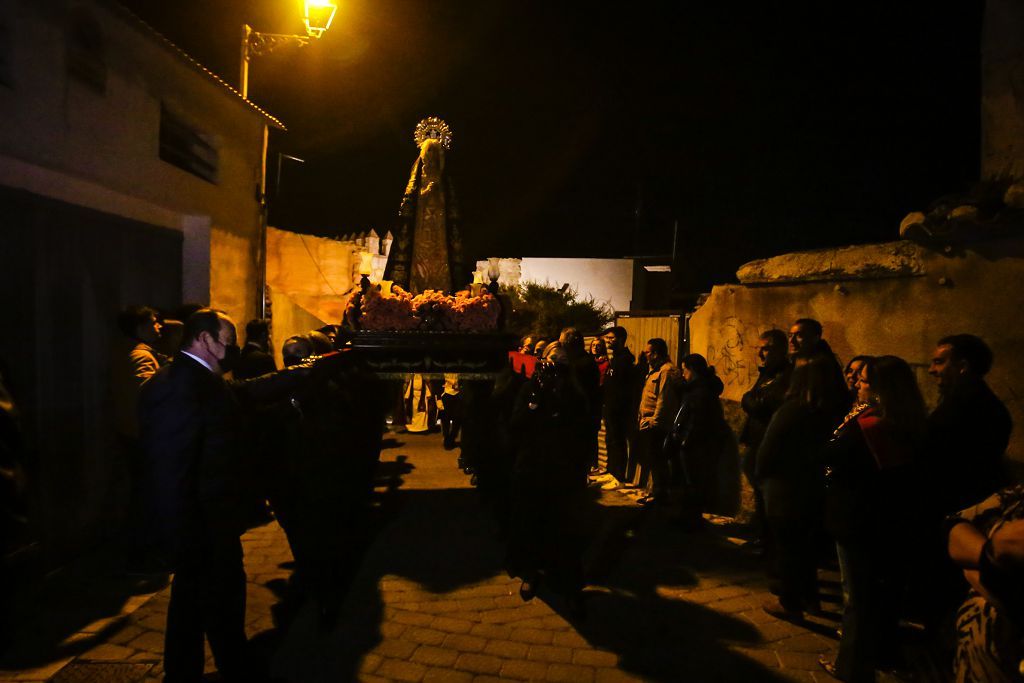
[597,326,636,488]
[140,309,301,683]
[234,318,276,380]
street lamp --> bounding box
[239,0,337,98]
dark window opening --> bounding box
[159,104,219,184]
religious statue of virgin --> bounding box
[383,117,468,294]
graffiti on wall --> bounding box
[706,316,757,389]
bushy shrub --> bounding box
[501,282,614,340]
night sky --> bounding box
[119,0,984,291]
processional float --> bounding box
[342,118,516,379]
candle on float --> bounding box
[487,257,501,282]
[381,280,393,296]
[472,270,484,285]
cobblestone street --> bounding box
[0,433,847,682]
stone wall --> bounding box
[690,237,1024,463]
[266,227,367,364]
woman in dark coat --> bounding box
[819,355,927,682]
[756,354,850,620]
[507,352,590,607]
[669,354,729,528]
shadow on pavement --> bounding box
[0,549,168,671]
[543,494,797,682]
[270,438,796,683]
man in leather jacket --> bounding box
[740,329,791,549]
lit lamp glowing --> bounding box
[239,0,338,98]
[359,251,374,292]
[471,270,484,297]
[486,258,501,295]
[380,280,394,296]
[304,1,338,38]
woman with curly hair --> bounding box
[820,355,928,681]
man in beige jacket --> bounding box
[637,338,680,506]
[111,305,168,573]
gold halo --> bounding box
[413,117,453,150]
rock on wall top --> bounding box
[736,240,925,284]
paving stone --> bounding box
[417,600,465,614]
[421,668,474,683]
[481,639,528,659]
[778,633,834,653]
[741,608,778,625]
[572,649,618,667]
[758,620,808,643]
[372,638,419,660]
[431,616,474,634]
[393,610,437,627]
[777,649,828,671]
[126,631,165,653]
[411,645,460,668]
[380,621,409,639]
[508,627,555,645]
[714,596,759,613]
[677,588,718,604]
[468,623,513,640]
[376,658,428,682]
[406,627,449,646]
[447,610,484,623]
[492,595,525,609]
[126,651,161,664]
[442,634,487,653]
[384,590,432,605]
[455,584,514,599]
[513,617,556,630]
[134,614,165,632]
[539,615,569,630]
[359,653,384,674]
[499,658,549,681]
[526,645,573,664]
[551,631,589,648]
[453,653,503,675]
[716,587,755,602]
[454,597,498,612]
[546,663,595,682]
[80,644,135,661]
[480,605,551,624]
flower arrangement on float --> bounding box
[347,285,501,333]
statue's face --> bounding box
[420,140,443,176]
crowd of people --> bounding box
[740,322,1018,682]
[17,302,1017,683]
[472,319,1021,683]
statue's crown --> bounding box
[414,117,453,150]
